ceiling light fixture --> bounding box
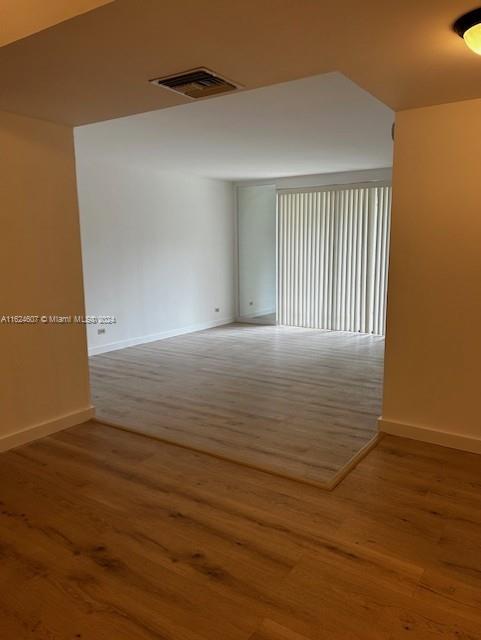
[454,7,481,55]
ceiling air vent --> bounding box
[150,68,240,99]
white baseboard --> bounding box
[88,317,235,356]
[237,308,276,321]
[0,406,95,453]
[378,417,481,455]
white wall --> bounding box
[380,98,481,454]
[75,154,236,355]
[237,185,277,319]
[0,110,92,451]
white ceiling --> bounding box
[75,72,393,181]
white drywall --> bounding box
[75,154,236,355]
[73,73,393,180]
[237,185,277,319]
[0,109,92,448]
[381,97,481,453]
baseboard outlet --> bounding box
[378,417,481,455]
[0,406,95,453]
[88,317,235,356]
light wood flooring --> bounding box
[1,420,481,639]
[90,324,385,488]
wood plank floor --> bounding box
[90,324,385,488]
[1,421,481,639]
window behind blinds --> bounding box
[277,185,391,335]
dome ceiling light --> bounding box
[454,8,481,55]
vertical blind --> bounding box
[277,184,391,335]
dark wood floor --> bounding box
[1,421,481,639]
[90,324,385,488]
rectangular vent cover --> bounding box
[150,68,239,99]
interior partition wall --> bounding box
[277,184,392,335]
[237,185,277,323]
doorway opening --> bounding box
[81,72,393,489]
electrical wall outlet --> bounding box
[249,301,254,306]
[215,307,220,313]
